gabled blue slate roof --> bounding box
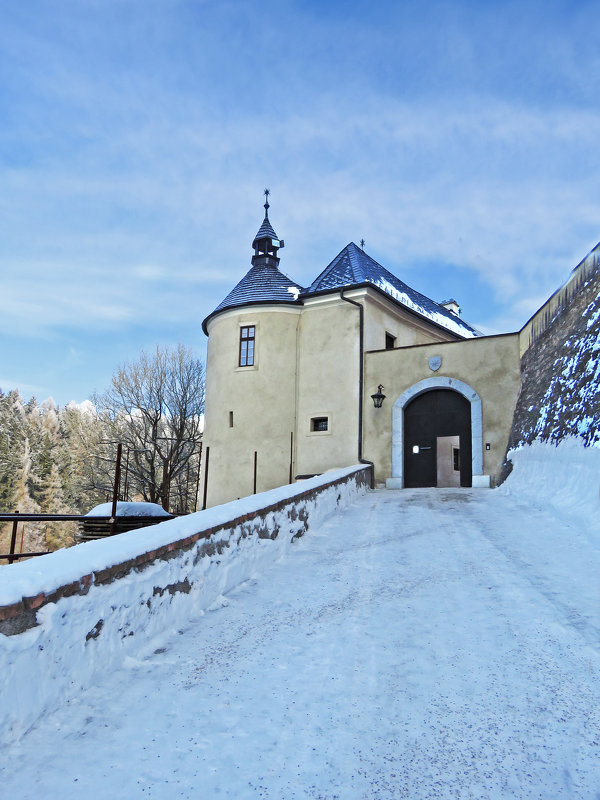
[303,242,478,339]
[202,262,304,334]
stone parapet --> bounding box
[0,465,370,745]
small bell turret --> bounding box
[251,189,285,266]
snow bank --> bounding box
[500,438,600,528]
[0,465,369,746]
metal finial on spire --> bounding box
[264,188,270,216]
[360,238,365,250]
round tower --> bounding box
[201,193,303,507]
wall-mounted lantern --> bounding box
[371,384,386,408]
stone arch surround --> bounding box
[386,376,489,489]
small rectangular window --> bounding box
[239,326,255,366]
[311,417,328,432]
[229,411,234,428]
[453,447,460,472]
[385,332,396,350]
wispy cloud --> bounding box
[0,378,45,396]
[1,0,599,401]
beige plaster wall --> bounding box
[202,287,518,505]
[293,290,459,477]
[203,306,301,506]
[364,333,521,486]
[294,296,360,475]
[361,289,457,351]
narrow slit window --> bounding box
[453,447,460,472]
[229,411,234,428]
[311,417,328,432]
[239,326,255,366]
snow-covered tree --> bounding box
[40,462,75,551]
[0,389,27,510]
[0,343,204,559]
[12,437,44,553]
[59,401,108,511]
[92,344,205,509]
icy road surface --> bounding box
[3,488,600,799]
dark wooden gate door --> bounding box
[403,389,472,487]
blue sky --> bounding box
[2,0,600,405]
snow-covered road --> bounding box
[3,486,600,799]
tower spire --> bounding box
[252,189,284,265]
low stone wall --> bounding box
[0,465,370,745]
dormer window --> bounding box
[440,299,461,316]
[239,326,255,366]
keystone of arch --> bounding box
[389,376,484,487]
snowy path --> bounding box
[2,488,600,799]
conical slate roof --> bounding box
[303,242,478,339]
[202,263,303,334]
[252,214,279,245]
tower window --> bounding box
[311,417,328,432]
[385,332,396,350]
[239,326,255,366]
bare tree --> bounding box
[93,344,205,509]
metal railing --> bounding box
[0,512,83,564]
[0,512,173,564]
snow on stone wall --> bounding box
[509,263,600,454]
[0,465,370,746]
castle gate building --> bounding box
[201,198,525,507]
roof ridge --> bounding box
[306,242,355,289]
[346,241,363,282]
[303,243,478,339]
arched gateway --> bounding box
[387,377,486,489]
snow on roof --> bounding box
[304,242,479,339]
[85,501,171,518]
[203,240,478,339]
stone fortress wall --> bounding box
[507,242,600,461]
